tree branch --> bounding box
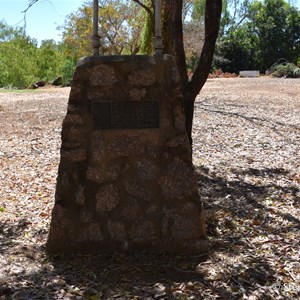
[172,0,188,89]
[21,0,40,13]
[132,0,153,15]
[187,0,222,100]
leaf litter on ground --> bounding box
[0,79,299,299]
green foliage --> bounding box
[214,0,300,72]
[248,0,300,70]
[270,62,300,78]
[0,21,24,42]
[139,0,154,55]
[60,0,144,57]
[186,52,200,72]
[0,21,77,89]
[215,24,259,73]
[0,36,39,88]
[60,59,76,85]
[36,40,61,82]
[192,0,235,34]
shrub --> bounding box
[60,59,76,86]
[270,63,300,78]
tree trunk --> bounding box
[139,0,222,146]
[186,0,222,145]
[164,0,222,146]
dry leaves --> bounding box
[0,78,299,299]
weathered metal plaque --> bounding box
[93,101,159,130]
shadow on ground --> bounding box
[1,165,299,299]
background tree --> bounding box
[0,21,38,88]
[248,0,300,71]
[214,0,300,72]
[61,0,144,59]
[0,21,74,88]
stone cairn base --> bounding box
[46,55,208,253]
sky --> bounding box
[1,0,300,45]
[0,0,83,44]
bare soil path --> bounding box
[0,78,299,299]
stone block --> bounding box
[96,184,120,212]
[47,55,207,254]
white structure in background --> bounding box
[239,70,260,77]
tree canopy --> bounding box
[215,0,300,72]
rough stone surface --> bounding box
[78,223,103,241]
[88,64,117,86]
[86,165,120,183]
[75,185,85,206]
[129,88,147,101]
[108,220,126,241]
[129,221,156,241]
[159,157,199,199]
[121,203,143,220]
[129,69,155,86]
[137,159,159,180]
[47,55,207,254]
[96,184,119,212]
[60,148,86,162]
[124,180,151,202]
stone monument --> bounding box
[46,0,208,253]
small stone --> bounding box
[62,126,82,142]
[172,66,181,83]
[166,135,190,149]
[86,165,120,183]
[61,148,86,162]
[79,223,103,241]
[80,210,94,223]
[124,180,151,201]
[173,105,186,132]
[47,204,71,240]
[108,220,126,241]
[162,204,202,240]
[159,157,198,199]
[62,142,82,149]
[129,88,147,101]
[75,185,85,206]
[62,114,83,126]
[129,69,155,86]
[171,214,200,240]
[96,184,119,212]
[137,160,159,180]
[88,64,117,86]
[121,203,143,220]
[129,221,156,241]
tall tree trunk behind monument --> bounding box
[162,0,222,146]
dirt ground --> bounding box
[0,77,299,299]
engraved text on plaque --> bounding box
[93,101,160,130]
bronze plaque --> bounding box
[93,101,159,130]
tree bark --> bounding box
[186,0,222,145]
[167,0,222,146]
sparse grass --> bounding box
[0,88,39,93]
